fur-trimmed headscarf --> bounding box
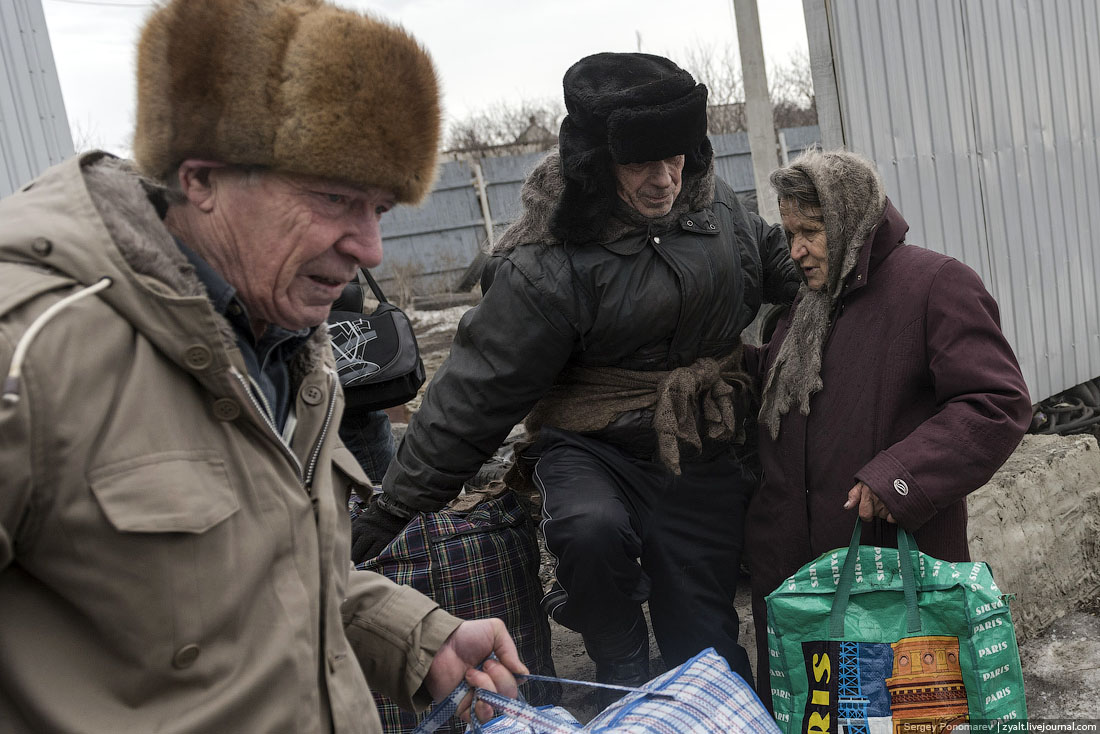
[550,52,713,244]
[758,149,887,439]
[133,0,440,204]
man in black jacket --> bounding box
[353,52,799,694]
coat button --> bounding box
[709,223,716,230]
[653,236,661,244]
[213,398,240,421]
[184,345,213,370]
[893,478,909,496]
[302,384,325,405]
[685,219,694,227]
[31,237,53,255]
[172,644,201,669]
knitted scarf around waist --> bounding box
[522,344,751,475]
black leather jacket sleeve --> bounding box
[381,252,577,511]
[754,213,800,305]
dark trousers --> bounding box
[339,409,395,483]
[531,428,755,686]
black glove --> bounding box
[350,501,410,564]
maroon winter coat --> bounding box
[744,200,1031,707]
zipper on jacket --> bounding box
[303,370,339,490]
[231,366,304,480]
[245,371,278,427]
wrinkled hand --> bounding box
[350,501,409,564]
[426,618,529,724]
[844,481,896,523]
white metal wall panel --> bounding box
[817,0,1100,403]
[0,0,73,199]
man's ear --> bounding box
[176,160,227,213]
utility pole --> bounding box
[732,0,780,224]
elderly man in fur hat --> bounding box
[0,1,527,731]
[745,149,1031,710]
[354,52,800,697]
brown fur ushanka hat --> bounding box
[134,0,441,204]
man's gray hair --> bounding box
[162,164,269,206]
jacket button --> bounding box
[653,236,661,244]
[213,398,240,421]
[893,478,909,496]
[709,223,716,230]
[172,644,201,669]
[685,219,694,227]
[302,384,325,405]
[31,237,53,255]
[184,345,212,370]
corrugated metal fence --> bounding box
[0,0,73,199]
[808,0,1100,404]
[376,126,821,296]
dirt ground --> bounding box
[405,304,1100,723]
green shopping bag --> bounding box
[765,522,1026,733]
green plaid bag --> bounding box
[766,523,1026,733]
[358,490,559,733]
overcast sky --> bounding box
[42,0,810,156]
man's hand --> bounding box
[350,501,409,564]
[844,481,896,523]
[426,618,529,723]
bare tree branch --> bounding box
[441,47,816,155]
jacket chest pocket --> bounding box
[82,451,243,670]
[90,452,239,533]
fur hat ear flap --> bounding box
[134,0,440,204]
[549,174,617,244]
[684,137,714,178]
[551,115,617,243]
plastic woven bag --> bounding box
[414,648,780,734]
[766,523,1027,732]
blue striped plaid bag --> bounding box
[357,489,560,733]
[426,649,778,734]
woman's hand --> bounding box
[844,481,896,523]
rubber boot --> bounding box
[582,610,650,710]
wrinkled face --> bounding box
[611,155,685,218]
[208,170,395,333]
[780,199,828,291]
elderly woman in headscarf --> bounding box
[743,149,1032,709]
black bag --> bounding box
[328,269,425,412]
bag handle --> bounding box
[468,689,579,734]
[413,669,674,734]
[828,521,922,638]
[356,267,389,305]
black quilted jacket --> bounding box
[382,175,799,512]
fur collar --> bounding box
[492,150,716,253]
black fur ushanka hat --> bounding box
[551,52,712,243]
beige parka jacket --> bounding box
[0,153,462,733]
